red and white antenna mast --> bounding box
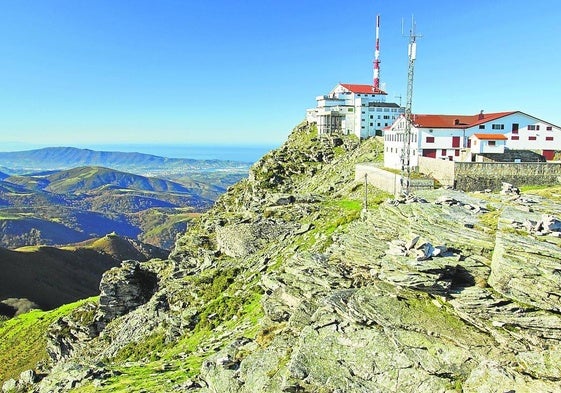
[373,14,381,90]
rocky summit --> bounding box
[3,122,561,392]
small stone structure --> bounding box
[355,163,434,195]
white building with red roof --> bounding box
[306,83,404,139]
[383,111,561,169]
[469,133,508,154]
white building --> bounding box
[384,111,561,169]
[306,83,404,139]
[469,133,507,155]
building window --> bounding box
[528,125,536,130]
[512,123,519,132]
[377,123,381,127]
[370,122,373,126]
[348,108,353,112]
[546,126,553,131]
[492,124,504,130]
[361,126,365,129]
[529,136,537,141]
[441,149,447,156]
[370,115,373,119]
[426,136,435,143]
[455,150,460,157]
[511,135,519,140]
[488,141,496,146]
[479,125,485,129]
[383,115,390,119]
[546,136,554,141]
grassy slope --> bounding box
[0,298,97,383]
[1,125,391,390]
[71,126,392,391]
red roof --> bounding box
[339,83,387,95]
[471,133,508,140]
[410,111,517,128]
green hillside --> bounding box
[0,234,167,315]
[0,298,96,383]
[0,166,217,249]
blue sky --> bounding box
[1,0,560,149]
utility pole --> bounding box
[400,16,422,195]
[364,173,368,211]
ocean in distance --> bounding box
[78,143,278,163]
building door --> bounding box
[452,136,460,148]
[422,149,436,158]
[543,150,555,161]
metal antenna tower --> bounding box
[400,16,422,195]
[373,14,381,90]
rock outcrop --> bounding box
[8,123,561,392]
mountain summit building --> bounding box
[306,83,404,139]
[383,110,561,169]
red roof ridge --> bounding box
[410,111,518,128]
[339,83,387,95]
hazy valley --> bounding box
[0,147,251,250]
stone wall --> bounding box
[355,163,434,195]
[418,157,561,191]
[454,162,561,191]
[418,157,455,187]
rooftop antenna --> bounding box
[373,14,381,90]
[400,15,422,195]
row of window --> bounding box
[479,123,553,131]
[385,146,417,156]
[364,114,393,119]
[361,108,396,113]
[384,133,418,142]
[362,123,390,129]
[424,135,554,143]
[511,136,554,141]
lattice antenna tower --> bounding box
[400,16,422,195]
[373,14,381,90]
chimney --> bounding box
[478,110,484,120]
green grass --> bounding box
[477,210,501,234]
[0,297,98,383]
[521,185,561,202]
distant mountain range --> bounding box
[0,146,252,250]
[6,166,196,194]
[0,233,168,317]
[0,146,251,174]
[0,165,214,249]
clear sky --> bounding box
[1,0,560,149]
